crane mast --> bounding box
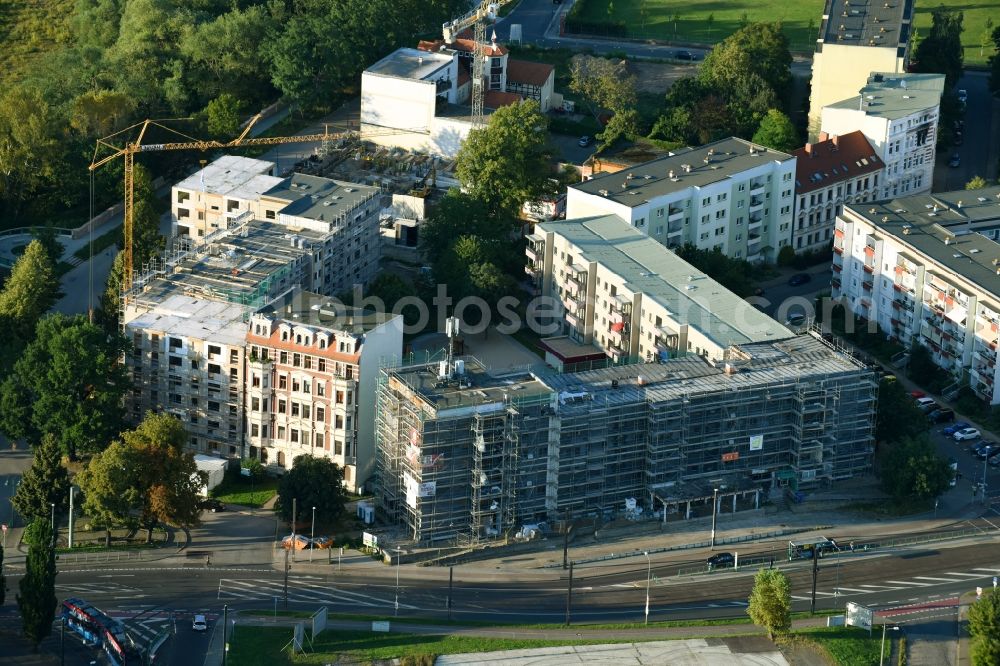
[442,0,510,129]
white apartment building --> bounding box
[791,130,883,254]
[807,0,913,139]
[565,137,797,264]
[527,215,793,367]
[821,72,944,200]
[832,186,1000,404]
[245,295,403,492]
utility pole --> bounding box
[291,498,297,561]
[222,604,229,666]
[283,547,289,610]
[68,487,75,549]
[562,520,571,570]
[309,506,316,563]
[810,548,819,614]
[565,562,573,626]
[447,567,454,621]
[710,488,719,550]
[60,616,65,666]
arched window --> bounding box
[277,451,286,467]
[260,448,268,464]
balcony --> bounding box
[833,244,844,255]
[831,277,841,290]
[668,208,684,222]
[565,310,582,329]
[749,180,765,194]
[525,262,542,280]
[749,196,765,211]
[525,244,542,263]
[862,280,873,292]
[608,320,630,337]
[863,263,875,274]
[566,264,588,286]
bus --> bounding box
[61,598,143,666]
[787,537,840,560]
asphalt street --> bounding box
[933,71,997,192]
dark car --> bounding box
[787,273,812,287]
[675,50,697,61]
[978,444,1000,461]
[969,441,990,456]
[949,153,961,168]
[929,408,956,424]
[578,135,592,147]
[198,498,226,512]
[707,552,735,570]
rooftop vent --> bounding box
[902,225,911,235]
[944,237,952,245]
[598,189,609,197]
[682,164,692,173]
[882,216,889,222]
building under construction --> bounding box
[375,334,877,544]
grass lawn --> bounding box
[789,625,885,666]
[227,626,652,665]
[569,0,999,65]
[73,226,122,262]
[210,474,279,508]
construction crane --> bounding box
[89,117,417,297]
[442,0,512,129]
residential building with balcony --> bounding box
[527,215,793,367]
[806,0,914,140]
[791,131,882,254]
[245,293,403,492]
[566,137,796,263]
[820,72,944,200]
[376,336,876,544]
[831,185,1000,403]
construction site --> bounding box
[374,333,879,546]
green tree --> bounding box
[672,11,681,38]
[752,109,799,153]
[420,190,500,265]
[990,26,1000,96]
[241,457,265,481]
[78,439,139,547]
[879,435,952,501]
[776,244,796,267]
[598,108,641,148]
[568,54,638,119]
[913,8,964,88]
[675,244,756,297]
[131,163,165,267]
[906,343,940,388]
[747,568,791,639]
[454,100,551,219]
[30,226,65,265]
[876,379,929,444]
[969,591,1000,666]
[97,250,126,333]
[276,454,348,525]
[0,240,58,340]
[0,314,129,458]
[12,434,70,525]
[0,86,63,221]
[69,89,136,139]
[204,93,243,139]
[17,518,57,651]
[981,17,995,58]
[700,22,793,107]
[966,175,990,190]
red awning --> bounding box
[610,322,625,332]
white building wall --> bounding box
[361,73,438,132]
[356,316,405,489]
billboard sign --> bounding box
[846,602,873,631]
[749,435,764,451]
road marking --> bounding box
[945,572,987,578]
[834,587,870,594]
[887,580,932,586]
[859,584,900,590]
[973,568,1000,574]
[912,576,965,583]
[791,595,812,601]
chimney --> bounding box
[832,134,840,149]
[818,131,830,142]
[804,143,813,156]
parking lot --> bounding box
[923,404,1000,502]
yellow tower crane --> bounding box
[442,0,513,129]
[89,117,417,298]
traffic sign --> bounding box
[1,523,6,533]
[993,576,997,590]
[977,586,983,599]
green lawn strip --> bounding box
[785,626,883,666]
[567,0,997,65]
[210,475,279,508]
[73,226,122,262]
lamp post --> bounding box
[309,506,316,563]
[879,623,898,666]
[983,455,989,503]
[643,551,651,626]
[50,502,56,546]
[710,488,719,550]
[394,547,403,616]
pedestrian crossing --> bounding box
[57,580,149,602]
[217,576,423,610]
[789,567,1000,601]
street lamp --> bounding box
[50,502,56,546]
[394,547,402,616]
[309,506,316,563]
[879,623,899,666]
[643,551,651,626]
[710,488,719,550]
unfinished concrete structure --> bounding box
[375,335,877,544]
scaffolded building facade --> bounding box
[375,335,877,544]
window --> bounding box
[208,401,220,412]
[335,415,344,429]
[315,433,324,448]
[316,407,325,422]
[304,356,312,370]
[292,379,300,392]
[177,191,190,204]
[278,399,286,413]
[316,383,325,397]
[252,374,260,388]
[169,356,182,366]
[208,363,221,375]
[336,391,344,404]
[277,426,285,440]
[265,209,276,220]
[302,405,310,419]
[279,351,288,364]
[177,207,190,219]
[292,353,301,367]
[251,424,259,437]
[279,375,287,390]
[318,359,326,372]
[291,402,300,417]
[251,397,260,411]
[208,345,221,358]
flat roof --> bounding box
[389,357,552,413]
[256,291,398,335]
[844,186,1000,301]
[175,156,274,196]
[538,215,794,348]
[572,137,792,207]
[263,173,379,224]
[366,47,453,81]
[828,72,944,120]
[819,0,913,47]
[124,294,252,346]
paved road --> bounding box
[934,71,997,192]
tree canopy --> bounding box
[966,176,990,190]
[752,109,799,153]
[876,379,930,444]
[568,55,637,120]
[12,434,70,525]
[968,591,1000,666]
[747,568,791,639]
[879,435,953,501]
[913,8,965,88]
[0,314,129,457]
[990,25,1000,96]
[276,455,348,525]
[17,518,57,650]
[454,100,551,219]
[0,240,59,340]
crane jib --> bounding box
[140,144,166,152]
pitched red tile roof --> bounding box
[506,59,554,87]
[483,91,522,110]
[792,130,883,194]
[417,32,509,56]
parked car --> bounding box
[990,455,1000,467]
[785,313,807,328]
[953,427,981,441]
[909,390,926,399]
[787,273,812,287]
[578,135,592,147]
[192,615,208,632]
[675,50,697,61]
[914,397,937,412]
[707,552,735,569]
[198,498,226,512]
[281,534,312,550]
[978,445,1000,461]
[311,536,333,549]
[953,131,963,146]
[949,153,961,168]
[942,420,970,436]
[969,441,990,456]
[929,408,955,424]
[957,88,968,104]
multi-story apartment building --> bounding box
[832,185,1000,404]
[245,294,403,493]
[526,215,792,366]
[807,0,914,139]
[821,72,944,200]
[376,336,876,543]
[566,137,797,263]
[791,130,883,254]
[171,156,281,240]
